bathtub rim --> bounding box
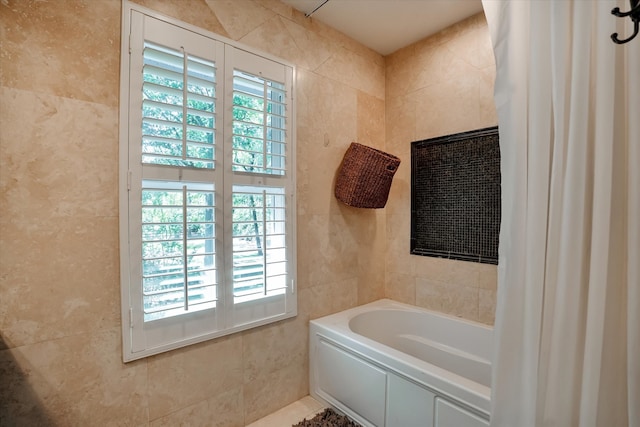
[316,298,493,333]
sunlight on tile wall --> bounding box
[0,1,495,425]
[384,13,499,325]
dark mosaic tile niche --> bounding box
[411,126,500,264]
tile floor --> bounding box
[246,395,327,427]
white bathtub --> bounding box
[309,299,492,427]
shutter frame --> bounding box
[119,4,296,362]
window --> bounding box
[119,4,296,361]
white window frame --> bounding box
[118,2,296,362]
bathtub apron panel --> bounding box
[309,299,492,427]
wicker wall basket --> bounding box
[335,142,401,208]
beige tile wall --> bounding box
[0,1,495,425]
[0,0,384,425]
[384,13,498,324]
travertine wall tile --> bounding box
[385,95,416,156]
[477,263,498,291]
[479,289,497,325]
[0,88,118,221]
[384,12,498,324]
[256,0,296,19]
[295,69,359,217]
[386,213,413,274]
[332,277,360,312]
[0,216,120,347]
[413,72,483,138]
[385,45,421,98]
[0,328,148,426]
[357,90,386,149]
[297,141,353,217]
[297,276,357,322]
[0,0,121,106]
[0,88,120,348]
[241,15,334,72]
[479,64,499,125]
[386,170,411,218]
[413,257,481,287]
[425,12,485,48]
[385,272,416,306]
[298,285,333,320]
[416,278,479,321]
[149,387,243,427]
[206,0,276,40]
[351,208,386,304]
[147,335,243,420]
[415,47,474,93]
[316,44,385,97]
[132,0,229,36]
[297,213,359,289]
[243,352,308,424]
[280,7,384,69]
[242,316,308,383]
[2,1,384,423]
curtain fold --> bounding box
[482,0,640,425]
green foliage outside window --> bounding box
[139,45,287,317]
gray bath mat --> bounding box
[292,408,362,427]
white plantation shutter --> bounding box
[141,42,217,169]
[229,185,290,326]
[140,181,217,322]
[232,70,287,175]
[231,186,288,300]
[120,6,296,361]
[224,46,295,327]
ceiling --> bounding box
[280,0,484,56]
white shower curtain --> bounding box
[481,0,640,426]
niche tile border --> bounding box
[410,126,500,265]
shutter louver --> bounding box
[141,181,217,321]
[232,70,286,176]
[142,42,216,169]
[232,185,288,303]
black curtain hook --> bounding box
[611,0,640,44]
